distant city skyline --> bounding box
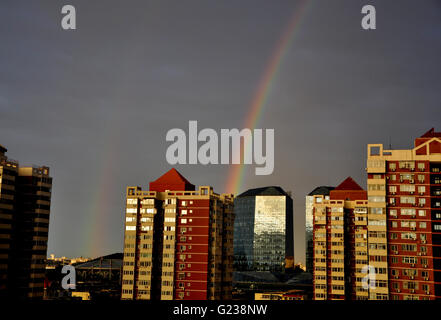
[1,0,440,263]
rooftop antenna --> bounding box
[389,135,392,150]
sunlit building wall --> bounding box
[312,177,370,300]
[233,186,294,273]
[367,128,441,300]
[121,168,234,300]
[305,186,334,273]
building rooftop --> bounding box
[330,177,367,201]
[334,177,364,191]
[149,168,195,192]
[73,253,123,270]
[420,128,441,138]
[0,144,7,154]
[307,186,335,196]
[237,186,291,198]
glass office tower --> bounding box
[233,186,293,273]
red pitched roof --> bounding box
[420,128,441,138]
[149,168,195,192]
[330,177,366,201]
[334,177,364,191]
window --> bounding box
[401,233,417,240]
[400,196,415,204]
[370,208,383,214]
[399,161,415,170]
[402,256,417,264]
[401,208,416,216]
[369,196,385,203]
[401,185,415,192]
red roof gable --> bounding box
[149,168,195,192]
[334,177,364,191]
[330,177,366,201]
[420,128,441,138]
[415,128,441,147]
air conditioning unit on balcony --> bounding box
[395,276,399,279]
[410,276,414,280]
[411,264,415,267]
[411,168,415,171]
[410,191,414,194]
[411,289,415,293]
[424,277,429,281]
[410,180,415,184]
[397,289,400,293]
[422,240,426,244]
[424,264,428,268]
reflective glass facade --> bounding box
[254,196,286,271]
[233,187,293,273]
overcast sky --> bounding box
[1,0,440,263]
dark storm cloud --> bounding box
[0,0,440,262]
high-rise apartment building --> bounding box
[312,128,441,300]
[0,145,17,296]
[0,144,52,299]
[305,186,334,273]
[121,168,234,300]
[233,186,294,273]
[312,177,375,300]
[367,128,441,300]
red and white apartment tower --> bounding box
[367,128,441,300]
[121,168,234,300]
